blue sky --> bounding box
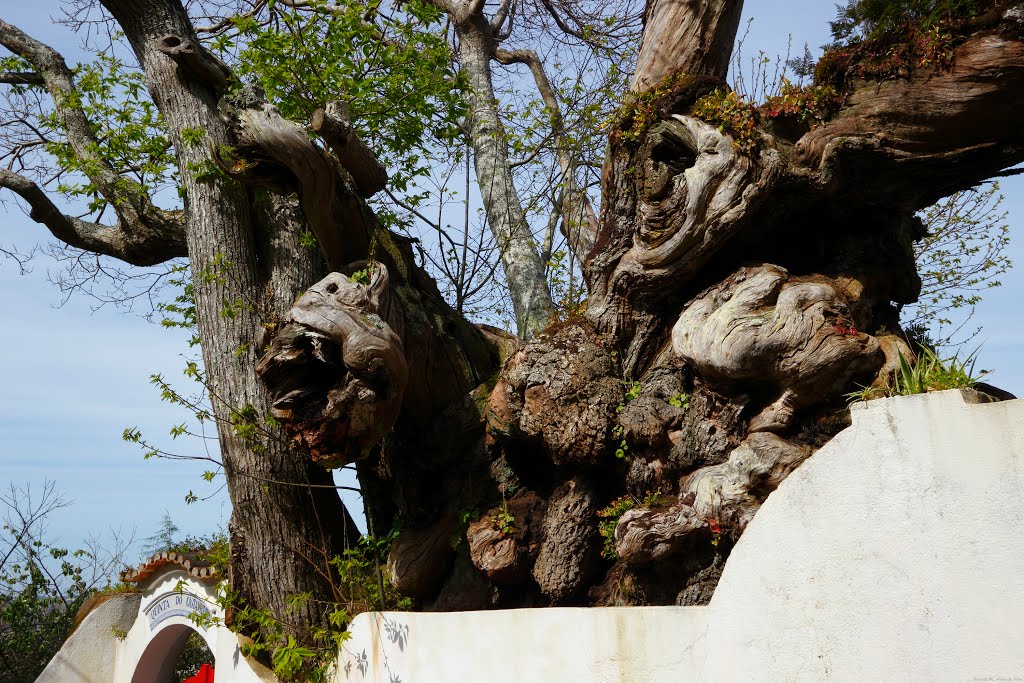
[1,0,1021,560]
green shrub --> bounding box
[830,0,997,43]
[690,89,761,155]
[762,80,843,125]
[596,490,663,560]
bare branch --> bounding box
[537,0,590,43]
[534,0,642,51]
[496,47,597,260]
[194,0,268,35]
[0,168,186,265]
[310,102,388,197]
[490,0,514,35]
[0,72,43,85]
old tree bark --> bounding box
[4,0,1024,656]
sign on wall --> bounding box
[144,590,213,630]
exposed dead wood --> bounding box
[588,116,779,343]
[255,264,408,467]
[614,504,707,565]
[238,10,1024,619]
[615,433,810,565]
[672,265,884,432]
[590,31,1024,373]
[467,492,546,585]
[222,102,351,271]
[796,33,1024,207]
[586,111,783,371]
[632,0,744,89]
[633,117,756,271]
[310,102,388,197]
[681,432,812,526]
[467,521,522,584]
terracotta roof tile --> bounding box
[120,551,221,586]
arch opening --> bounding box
[131,623,214,683]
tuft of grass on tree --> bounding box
[846,346,987,402]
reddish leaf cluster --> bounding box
[762,80,843,125]
[833,324,860,337]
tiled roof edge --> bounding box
[120,550,221,586]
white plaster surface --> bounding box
[335,606,709,683]
[36,592,141,683]
[704,389,1024,681]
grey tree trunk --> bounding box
[456,14,554,338]
[99,0,360,646]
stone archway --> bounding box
[110,552,273,683]
[37,551,272,683]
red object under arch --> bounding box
[184,662,214,683]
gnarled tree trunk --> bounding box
[320,1,1023,610]
[99,0,364,644]
[8,0,1024,662]
[240,0,1024,614]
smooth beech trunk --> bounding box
[456,12,554,338]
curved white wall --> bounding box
[704,389,1024,681]
[36,592,141,683]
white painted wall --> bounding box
[703,389,1024,681]
[42,390,1024,682]
[36,592,141,683]
[335,606,709,683]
